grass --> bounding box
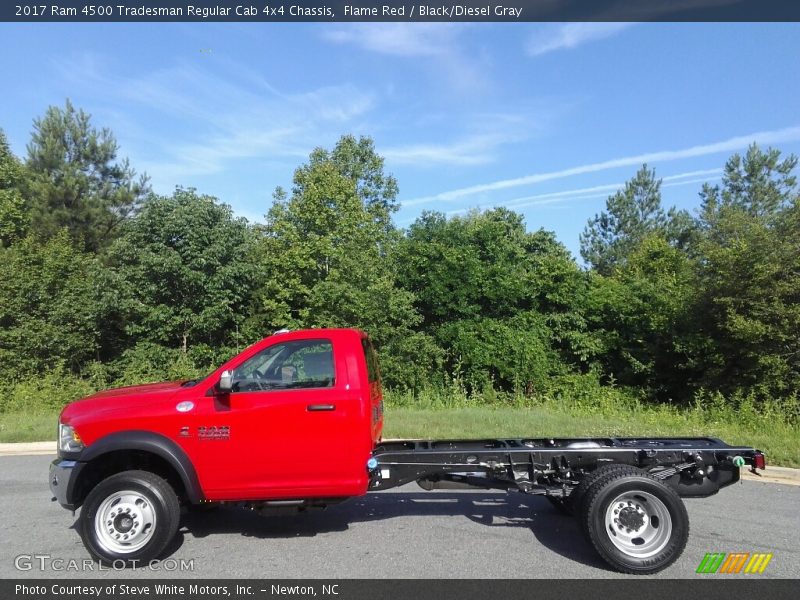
[2,385,797,467]
[382,406,799,467]
[380,379,799,467]
[0,412,57,443]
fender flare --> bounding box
[78,430,204,503]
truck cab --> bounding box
[51,328,383,516]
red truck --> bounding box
[50,328,765,575]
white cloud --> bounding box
[402,126,800,207]
[506,168,723,206]
[323,23,463,57]
[52,55,377,187]
[444,169,724,216]
[384,140,493,166]
[321,23,487,94]
[526,23,632,57]
[384,129,527,167]
[381,107,559,167]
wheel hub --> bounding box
[617,506,645,530]
[604,491,673,559]
[114,513,134,533]
[94,491,157,554]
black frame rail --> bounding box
[369,437,763,497]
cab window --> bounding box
[230,340,335,392]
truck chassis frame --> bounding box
[370,436,762,497]
[366,436,764,574]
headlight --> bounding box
[58,423,85,453]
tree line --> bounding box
[1,101,798,412]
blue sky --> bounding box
[1,22,799,258]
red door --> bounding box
[186,337,368,500]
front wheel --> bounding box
[581,471,689,574]
[79,470,180,566]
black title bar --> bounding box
[4,579,800,600]
[4,0,800,22]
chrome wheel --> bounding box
[604,491,672,558]
[94,490,157,554]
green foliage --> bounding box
[576,147,798,410]
[0,130,29,246]
[585,235,698,399]
[1,366,99,413]
[0,232,119,382]
[693,145,800,399]
[580,165,693,274]
[398,208,545,324]
[0,103,798,438]
[437,313,560,394]
[700,144,797,220]
[251,135,433,389]
[110,342,211,386]
[25,100,149,251]
[109,188,258,352]
[396,208,594,389]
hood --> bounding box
[61,380,187,420]
[83,380,186,400]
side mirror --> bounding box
[219,369,233,392]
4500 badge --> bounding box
[178,426,230,440]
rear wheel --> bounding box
[79,470,180,566]
[581,470,689,574]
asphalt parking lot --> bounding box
[1,454,797,579]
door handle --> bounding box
[307,403,336,412]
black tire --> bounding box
[79,470,180,566]
[568,463,643,519]
[581,470,689,575]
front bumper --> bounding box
[49,458,84,510]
